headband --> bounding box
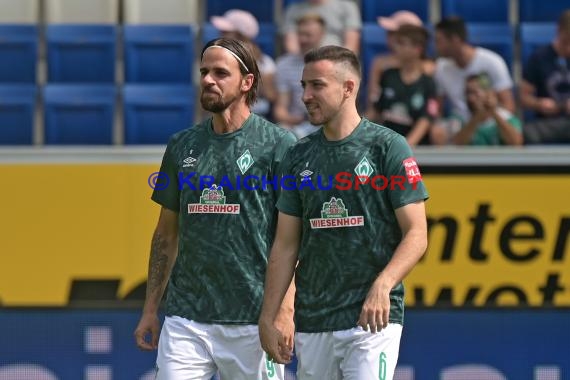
[204,45,250,73]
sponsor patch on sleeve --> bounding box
[403,157,422,184]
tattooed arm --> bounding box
[134,207,179,350]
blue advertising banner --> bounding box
[1,309,568,379]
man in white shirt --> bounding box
[431,17,515,145]
[274,14,325,138]
[281,0,361,54]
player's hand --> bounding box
[134,312,160,351]
[357,281,391,334]
[274,307,295,351]
[537,98,560,115]
[259,318,293,364]
[482,92,498,111]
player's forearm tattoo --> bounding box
[148,233,168,294]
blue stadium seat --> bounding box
[206,1,274,23]
[360,23,389,84]
[123,0,200,24]
[0,25,38,83]
[0,85,37,145]
[520,22,557,65]
[361,0,429,23]
[123,25,193,83]
[201,22,277,58]
[282,0,304,9]
[359,23,390,109]
[46,25,116,83]
[519,0,568,22]
[43,84,116,144]
[467,23,514,71]
[123,84,195,144]
[441,0,510,22]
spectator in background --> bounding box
[454,73,523,146]
[430,17,515,145]
[211,9,277,120]
[281,0,361,54]
[364,10,435,118]
[274,14,325,139]
[368,24,438,147]
[519,9,570,144]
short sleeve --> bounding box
[486,53,513,92]
[275,59,288,92]
[276,147,303,217]
[423,77,439,120]
[343,1,362,30]
[260,55,276,74]
[373,73,389,111]
[281,4,301,34]
[434,60,446,97]
[522,49,541,86]
[151,137,180,212]
[382,135,429,210]
[507,115,523,131]
[272,131,298,178]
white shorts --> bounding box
[294,324,403,380]
[156,315,285,380]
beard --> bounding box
[200,90,237,113]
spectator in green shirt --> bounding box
[454,73,523,146]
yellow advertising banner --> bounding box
[0,165,569,307]
[0,164,160,306]
[415,174,570,307]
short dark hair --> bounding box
[200,38,260,107]
[436,16,467,42]
[396,24,430,48]
[304,45,361,78]
[296,13,326,28]
[466,72,492,90]
[558,9,570,34]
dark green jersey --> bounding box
[277,118,429,332]
[152,113,297,324]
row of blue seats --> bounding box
[0,23,280,84]
[0,25,194,84]
[211,0,568,23]
[0,84,195,145]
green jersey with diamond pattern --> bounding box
[152,113,296,324]
[277,118,429,332]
